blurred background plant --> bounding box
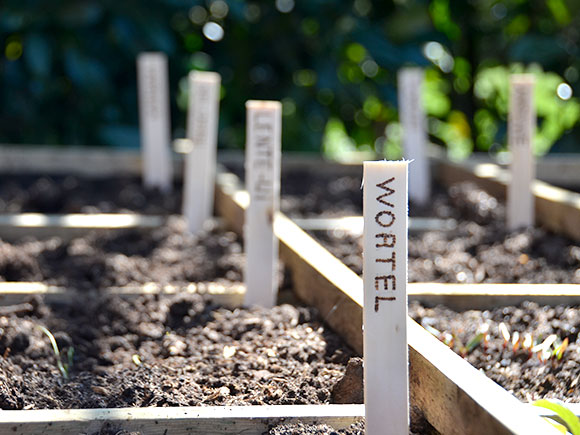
[2,0,580,157]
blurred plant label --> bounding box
[507,75,536,230]
[244,101,281,308]
[137,52,173,192]
[398,68,430,206]
[363,160,409,435]
[183,71,221,233]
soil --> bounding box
[0,174,181,214]
[0,218,246,290]
[0,293,355,410]
[312,182,580,284]
[0,293,435,434]
[409,300,580,402]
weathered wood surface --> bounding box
[214,165,560,435]
[0,143,578,186]
[2,280,579,316]
[0,404,363,435]
[0,282,244,308]
[0,213,165,241]
[409,283,580,311]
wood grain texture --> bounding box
[0,213,165,242]
[0,404,364,435]
[0,282,245,308]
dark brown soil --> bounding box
[409,301,580,402]
[0,218,246,289]
[0,293,435,433]
[313,183,580,284]
[267,421,365,435]
[0,175,181,214]
[0,293,354,410]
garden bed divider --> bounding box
[0,404,364,435]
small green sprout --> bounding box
[532,334,558,363]
[534,399,580,435]
[38,325,73,379]
[462,332,486,356]
[554,338,569,361]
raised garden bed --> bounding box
[0,145,569,434]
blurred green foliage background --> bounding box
[2,0,580,157]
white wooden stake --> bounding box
[137,52,173,192]
[363,160,409,435]
[183,71,221,232]
[244,101,282,307]
[507,74,536,230]
[398,68,430,205]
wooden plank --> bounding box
[183,71,221,232]
[2,280,578,314]
[507,75,535,230]
[408,283,580,311]
[0,144,578,191]
[0,404,363,435]
[399,68,430,205]
[244,101,282,307]
[214,165,560,435]
[0,282,244,308]
[136,52,173,192]
[363,161,410,434]
[0,213,165,241]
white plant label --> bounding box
[363,160,409,435]
[244,101,282,307]
[507,74,535,230]
[183,71,221,233]
[137,52,173,192]
[398,68,430,206]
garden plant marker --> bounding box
[363,160,409,434]
[398,68,430,205]
[244,101,281,307]
[507,74,536,230]
[183,71,221,233]
[136,52,173,192]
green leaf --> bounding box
[464,332,485,354]
[534,400,580,435]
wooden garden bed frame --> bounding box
[0,145,572,433]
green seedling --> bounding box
[554,338,569,361]
[459,324,489,357]
[461,332,486,356]
[38,325,73,379]
[534,399,580,435]
[533,334,558,363]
